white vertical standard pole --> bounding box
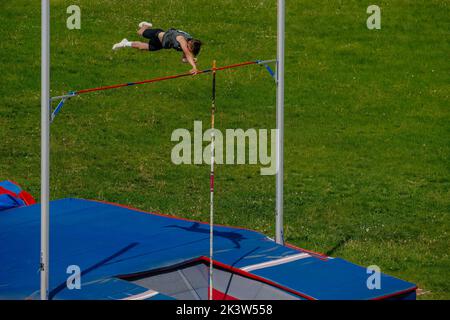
[209,61,217,300]
[275,0,285,245]
[40,0,50,300]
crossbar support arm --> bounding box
[51,98,67,123]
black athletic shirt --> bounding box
[162,29,193,51]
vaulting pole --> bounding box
[275,0,285,245]
[209,61,217,300]
[40,0,50,300]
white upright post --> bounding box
[209,61,217,300]
[276,0,285,245]
[41,0,50,300]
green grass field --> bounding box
[1,0,448,299]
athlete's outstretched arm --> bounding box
[178,36,198,74]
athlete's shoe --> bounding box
[112,39,129,51]
[139,21,153,29]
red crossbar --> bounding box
[76,60,259,95]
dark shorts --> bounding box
[142,28,164,51]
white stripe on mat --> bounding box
[241,253,310,272]
[122,289,160,300]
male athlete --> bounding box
[113,22,202,74]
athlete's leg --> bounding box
[131,41,150,50]
[137,21,153,36]
[112,39,149,51]
[137,26,150,36]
